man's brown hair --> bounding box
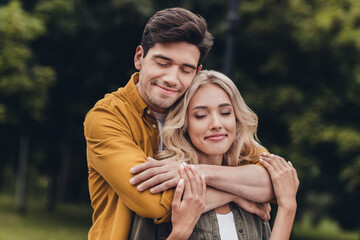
[141,7,213,66]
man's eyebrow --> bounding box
[153,54,172,61]
[153,54,196,70]
[183,63,196,70]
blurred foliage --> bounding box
[0,0,55,124]
[235,0,360,229]
[0,0,359,231]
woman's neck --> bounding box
[198,153,223,165]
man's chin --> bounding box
[152,98,177,109]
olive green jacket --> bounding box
[129,203,271,240]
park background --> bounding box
[0,0,359,239]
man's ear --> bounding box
[197,65,202,72]
[134,45,144,70]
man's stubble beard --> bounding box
[146,79,183,110]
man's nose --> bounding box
[163,67,178,86]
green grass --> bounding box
[292,215,359,240]
[0,194,92,240]
[0,193,359,240]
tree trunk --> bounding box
[58,123,72,202]
[16,135,29,214]
[45,168,58,212]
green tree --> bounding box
[0,0,55,213]
[1,0,358,232]
[234,0,360,229]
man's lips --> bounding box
[155,84,179,95]
[205,133,227,141]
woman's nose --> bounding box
[210,114,222,130]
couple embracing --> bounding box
[84,7,299,240]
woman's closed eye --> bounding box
[193,111,208,119]
[194,114,207,119]
[220,108,233,116]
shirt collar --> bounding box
[124,72,149,117]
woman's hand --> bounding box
[259,153,299,210]
[167,163,206,240]
[259,153,300,240]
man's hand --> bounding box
[130,157,182,193]
[233,197,271,222]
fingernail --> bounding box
[130,167,135,174]
[183,162,188,166]
[190,164,196,170]
[270,154,274,157]
[130,178,135,184]
[150,188,155,193]
[178,178,184,186]
[137,185,143,191]
[288,161,293,167]
[147,157,153,161]
[180,163,184,169]
[201,174,205,180]
[262,152,268,156]
[259,158,263,162]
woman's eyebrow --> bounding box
[191,106,207,111]
[219,103,232,107]
[191,103,232,111]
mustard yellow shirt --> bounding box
[84,72,174,240]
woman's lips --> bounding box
[205,134,227,141]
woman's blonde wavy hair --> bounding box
[156,70,264,166]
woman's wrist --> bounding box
[167,227,191,240]
[277,200,297,215]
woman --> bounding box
[162,70,299,240]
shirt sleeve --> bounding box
[84,106,174,223]
[239,147,270,168]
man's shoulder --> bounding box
[88,74,141,114]
[83,85,142,139]
[94,88,127,110]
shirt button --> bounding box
[239,229,243,233]
[152,124,157,128]
[139,113,142,117]
[147,110,151,115]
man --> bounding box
[84,7,274,240]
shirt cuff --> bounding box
[154,189,175,224]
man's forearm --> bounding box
[197,164,274,202]
[203,187,237,213]
[203,187,272,222]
